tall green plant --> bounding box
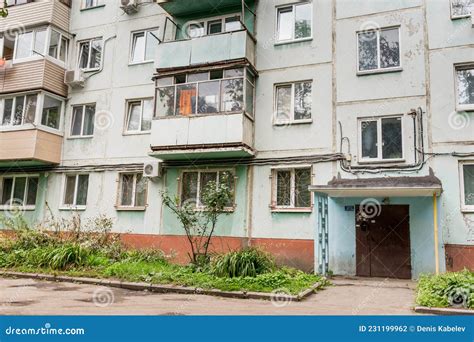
[162,175,233,265]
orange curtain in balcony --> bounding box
[178,89,196,116]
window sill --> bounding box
[0,205,36,211]
[59,206,87,211]
[115,206,147,211]
[80,4,105,11]
[274,37,313,46]
[123,131,151,136]
[357,158,405,165]
[67,135,94,140]
[128,60,154,66]
[456,105,474,113]
[273,119,312,126]
[357,67,403,76]
[154,111,246,120]
[461,207,474,213]
[451,14,471,20]
[270,207,313,213]
[12,56,43,65]
[82,67,101,73]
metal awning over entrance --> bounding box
[309,173,442,197]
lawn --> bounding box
[0,224,325,295]
[416,270,474,309]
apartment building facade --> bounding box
[0,0,472,279]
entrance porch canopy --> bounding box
[309,174,442,197]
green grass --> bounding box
[0,242,325,295]
[416,270,474,309]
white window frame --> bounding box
[60,174,89,210]
[179,169,236,210]
[77,38,103,71]
[69,103,95,138]
[454,64,474,112]
[270,165,313,212]
[48,28,69,65]
[116,172,148,210]
[273,80,313,125]
[0,92,38,127]
[357,115,405,163]
[275,2,313,44]
[184,13,242,39]
[0,174,39,210]
[356,26,402,75]
[81,0,101,9]
[129,28,159,65]
[450,0,474,19]
[124,98,153,134]
[460,161,474,212]
[0,91,65,133]
[13,27,48,62]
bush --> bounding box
[416,270,474,309]
[211,248,275,278]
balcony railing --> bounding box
[0,128,62,165]
[0,0,70,33]
[0,59,67,97]
[155,29,255,70]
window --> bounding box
[461,163,474,211]
[271,168,312,210]
[358,27,401,73]
[82,0,100,9]
[184,14,242,39]
[41,95,62,130]
[130,29,159,64]
[275,81,312,124]
[276,3,312,42]
[14,28,47,60]
[0,94,37,126]
[126,99,153,133]
[359,116,403,161]
[71,104,95,137]
[63,174,89,208]
[48,29,69,63]
[0,176,38,208]
[180,170,235,208]
[451,0,474,18]
[155,67,255,117]
[117,173,147,208]
[6,0,32,7]
[78,38,102,70]
[455,65,474,111]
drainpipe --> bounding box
[433,193,439,275]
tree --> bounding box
[161,174,233,265]
[0,1,8,18]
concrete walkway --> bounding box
[0,276,418,315]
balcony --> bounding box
[0,0,70,33]
[156,0,254,18]
[0,59,67,97]
[155,29,255,71]
[0,128,62,166]
[149,112,254,160]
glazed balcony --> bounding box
[0,0,71,33]
[0,128,62,166]
[0,59,67,97]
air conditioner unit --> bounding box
[64,69,85,88]
[120,0,139,14]
[143,161,162,178]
